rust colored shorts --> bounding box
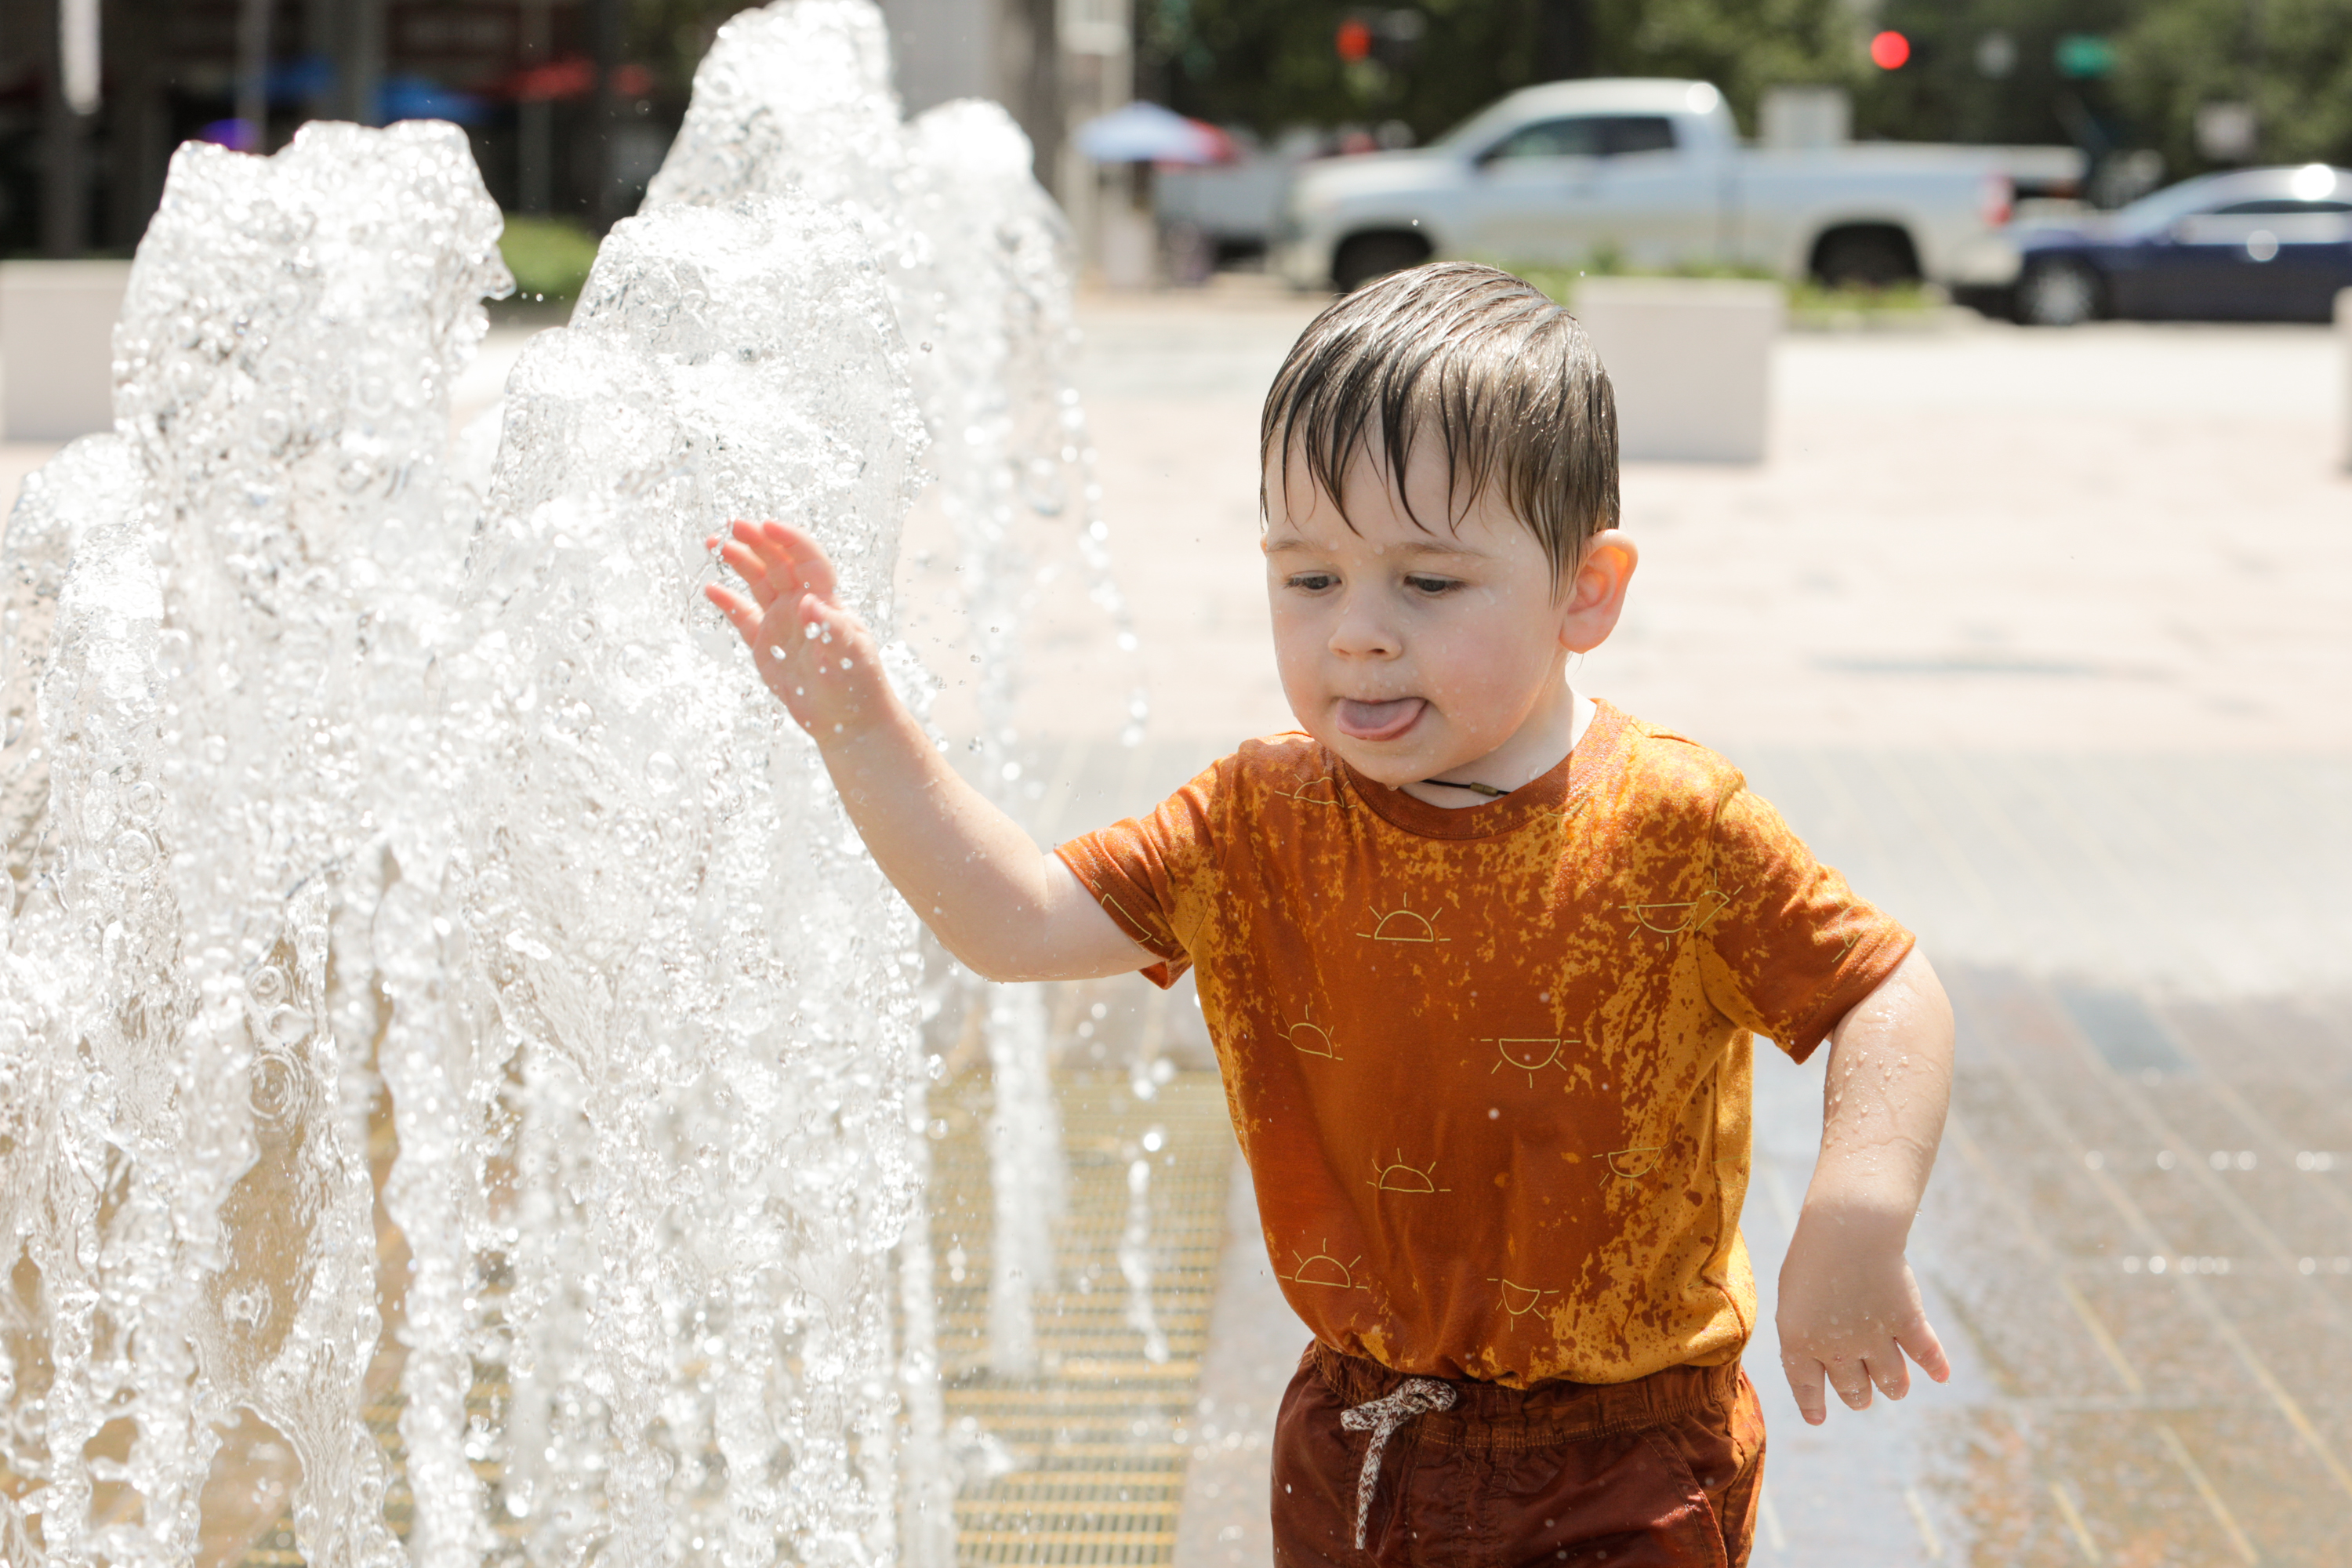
[1272,1343,1766,1568]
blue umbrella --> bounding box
[381,74,491,126]
[1074,101,1236,165]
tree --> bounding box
[2115,0,2352,172]
[1138,0,1866,144]
[1853,0,2141,150]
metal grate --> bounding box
[204,1054,1228,1568]
[934,1069,1230,1566]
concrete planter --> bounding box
[1570,277,1782,463]
[2339,286,2352,472]
[1098,207,1157,290]
[1,260,131,442]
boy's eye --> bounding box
[1287,572,1339,592]
[1405,575,1461,595]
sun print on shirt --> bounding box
[1621,869,1740,942]
[1368,1152,1451,1195]
[1276,775,1344,808]
[1486,1035,1577,1087]
[1601,1145,1664,1178]
[1488,1276,1558,1319]
[1284,1240,1370,1291]
[1357,899,1450,945]
[1287,1001,1341,1061]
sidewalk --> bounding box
[13,288,2349,1564]
[1040,299,2352,1566]
[1032,304,2350,760]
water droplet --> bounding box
[223,1285,272,1329]
[108,829,157,875]
[249,1050,306,1120]
[122,779,163,823]
[503,930,554,962]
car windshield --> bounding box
[1457,114,1679,164]
[1430,100,1537,155]
[2214,197,2352,214]
[2108,175,2241,236]
[2099,172,2352,236]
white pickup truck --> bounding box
[1275,78,2067,293]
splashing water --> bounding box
[1121,1156,1171,1367]
[1,1,1126,1557]
[888,99,1076,1391]
[644,0,1150,1397]
[639,30,966,1552]
[459,187,928,1565]
[2,120,507,1568]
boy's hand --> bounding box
[699,516,1152,985]
[1775,1205,1950,1425]
[704,520,888,743]
[1776,949,1956,1425]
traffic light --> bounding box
[1337,11,1426,68]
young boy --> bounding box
[708,262,1953,1566]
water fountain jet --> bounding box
[0,5,1136,1560]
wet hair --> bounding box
[1259,261,1618,581]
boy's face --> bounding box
[1262,447,1630,792]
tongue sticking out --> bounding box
[1336,697,1426,742]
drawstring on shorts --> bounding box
[1338,1377,1456,1549]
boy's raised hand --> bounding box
[704,520,886,742]
[701,517,1153,986]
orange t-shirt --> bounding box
[1055,702,1912,1388]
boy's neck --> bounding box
[1401,685,1595,810]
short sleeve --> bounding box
[1053,757,1229,988]
[1697,786,1914,1062]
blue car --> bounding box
[2009,164,2352,325]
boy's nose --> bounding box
[1327,593,1401,659]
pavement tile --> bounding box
[16,291,2348,1561]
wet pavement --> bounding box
[7,281,2346,1563]
[1738,747,2352,1566]
[998,288,2352,1565]
[1041,739,2352,1567]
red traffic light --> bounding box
[1337,17,1373,61]
[1869,30,1911,69]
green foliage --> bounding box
[1781,278,1943,323]
[499,215,602,302]
[1608,0,1870,126]
[2114,0,2352,172]
[1853,0,2140,147]
[1497,251,1777,298]
[1788,0,2352,172]
[626,0,733,97]
[1143,0,1867,144]
[1503,255,1938,327]
[1149,0,2352,176]
[636,0,2352,182]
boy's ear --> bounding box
[1559,532,1638,655]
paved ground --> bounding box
[9,285,2349,1564]
[1013,289,2352,1566]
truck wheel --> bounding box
[1813,228,1918,287]
[2016,257,2101,326]
[1332,232,1432,292]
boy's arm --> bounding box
[1774,946,1955,1424]
[705,519,1157,984]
